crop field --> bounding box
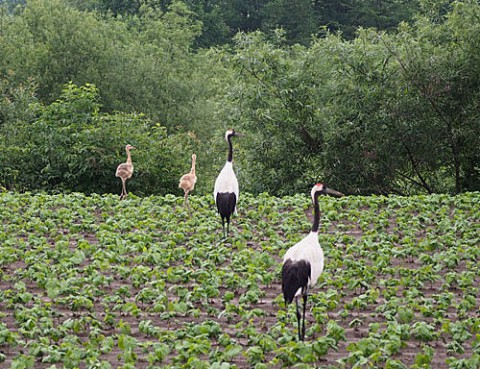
[0,191,479,369]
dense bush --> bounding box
[0,83,188,195]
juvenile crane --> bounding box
[178,153,197,211]
[115,144,136,200]
[214,129,239,238]
[282,183,344,341]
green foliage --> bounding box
[0,0,207,129]
[1,0,115,101]
[216,2,480,195]
[0,190,478,367]
[216,30,320,195]
[62,0,421,46]
[1,0,480,195]
[0,71,38,126]
[0,82,184,195]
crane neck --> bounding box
[311,192,321,232]
[227,135,234,162]
[126,149,133,165]
[190,157,196,175]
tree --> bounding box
[214,31,323,195]
[216,1,480,195]
[313,1,480,194]
[388,0,480,193]
[261,0,318,46]
[68,0,141,15]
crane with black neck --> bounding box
[214,129,240,238]
[281,182,344,341]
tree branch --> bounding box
[400,141,433,193]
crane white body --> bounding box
[282,231,324,297]
[214,162,239,208]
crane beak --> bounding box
[325,188,344,197]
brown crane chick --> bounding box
[116,144,136,200]
[179,153,197,211]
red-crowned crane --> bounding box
[115,144,136,200]
[179,153,197,211]
[282,183,344,341]
[214,129,239,238]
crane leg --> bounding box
[221,217,226,238]
[301,293,308,341]
[295,297,302,341]
[121,182,127,200]
[184,192,191,214]
[119,180,125,200]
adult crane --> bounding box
[214,129,240,238]
[115,144,136,200]
[282,183,344,341]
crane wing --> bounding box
[214,162,239,200]
[282,259,311,303]
[116,163,133,178]
[282,232,324,287]
[215,192,237,219]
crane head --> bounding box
[225,128,240,141]
[311,183,344,202]
[126,144,136,151]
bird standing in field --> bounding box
[115,144,136,200]
[179,153,197,212]
[214,129,239,238]
[282,183,344,341]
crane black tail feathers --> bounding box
[281,259,311,304]
[216,192,236,220]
